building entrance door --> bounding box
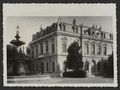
[91,60,96,75]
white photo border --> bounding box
[3,3,117,87]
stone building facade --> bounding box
[29,17,113,76]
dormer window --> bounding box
[72,26,78,33]
[52,23,57,31]
[72,26,75,33]
[88,28,91,35]
[109,34,113,40]
[59,23,66,31]
[43,30,46,36]
[76,27,78,34]
[45,41,49,54]
[103,33,106,39]
[63,24,66,31]
[36,32,40,39]
[59,23,62,30]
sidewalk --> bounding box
[8,74,50,78]
[7,74,51,83]
[7,74,114,84]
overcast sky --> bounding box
[5,16,113,48]
[3,4,115,52]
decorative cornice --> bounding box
[82,35,113,43]
[57,31,80,38]
[37,54,57,59]
[30,30,113,45]
[30,31,57,45]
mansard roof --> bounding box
[31,18,113,42]
[32,22,58,40]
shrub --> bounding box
[63,70,87,78]
[66,41,83,71]
[103,53,114,78]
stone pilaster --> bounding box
[38,43,41,56]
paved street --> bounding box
[7,75,114,84]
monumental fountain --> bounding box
[9,25,26,76]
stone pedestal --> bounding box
[17,62,26,75]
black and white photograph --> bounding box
[3,4,117,87]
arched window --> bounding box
[97,61,101,71]
[85,60,89,71]
[52,62,55,72]
[46,62,48,72]
[41,62,44,74]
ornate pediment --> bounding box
[61,37,67,40]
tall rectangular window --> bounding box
[52,43,55,53]
[36,45,38,57]
[109,34,113,40]
[32,49,34,58]
[84,43,89,54]
[62,42,67,52]
[62,41,67,53]
[40,43,43,55]
[103,46,107,55]
[91,44,95,54]
[97,45,101,55]
[61,37,67,53]
[46,41,49,54]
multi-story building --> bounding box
[29,17,113,76]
